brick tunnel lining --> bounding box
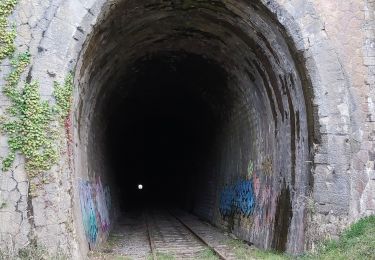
[76,0,312,254]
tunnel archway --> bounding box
[75,0,313,254]
[105,52,228,211]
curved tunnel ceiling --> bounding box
[77,0,312,254]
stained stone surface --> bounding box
[0,0,373,258]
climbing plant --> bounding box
[0,0,74,174]
[0,0,17,60]
[1,70,74,174]
[0,0,29,171]
[2,80,58,174]
[53,73,74,120]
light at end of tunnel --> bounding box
[138,184,143,190]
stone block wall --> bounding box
[0,0,373,257]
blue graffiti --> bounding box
[220,186,236,216]
[220,180,255,217]
[79,181,98,246]
[234,180,255,216]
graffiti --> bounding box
[253,171,261,197]
[234,180,256,215]
[220,159,256,217]
[94,177,110,232]
[79,177,111,247]
[220,185,236,216]
[220,180,255,217]
[251,171,276,234]
[79,181,98,246]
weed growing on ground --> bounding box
[301,215,375,260]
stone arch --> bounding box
[0,0,354,257]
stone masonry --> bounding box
[0,0,374,258]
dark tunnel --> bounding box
[76,0,312,253]
[106,53,226,211]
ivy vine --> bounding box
[0,0,74,175]
[2,81,58,175]
[0,0,17,60]
[1,70,74,174]
[54,73,74,120]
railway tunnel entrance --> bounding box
[106,53,225,211]
[75,0,313,254]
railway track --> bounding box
[95,209,240,259]
[145,210,219,259]
[145,210,237,260]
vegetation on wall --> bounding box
[0,0,17,60]
[54,73,74,120]
[0,0,74,175]
[1,69,73,174]
[2,78,57,174]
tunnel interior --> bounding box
[75,0,312,253]
[106,52,227,210]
